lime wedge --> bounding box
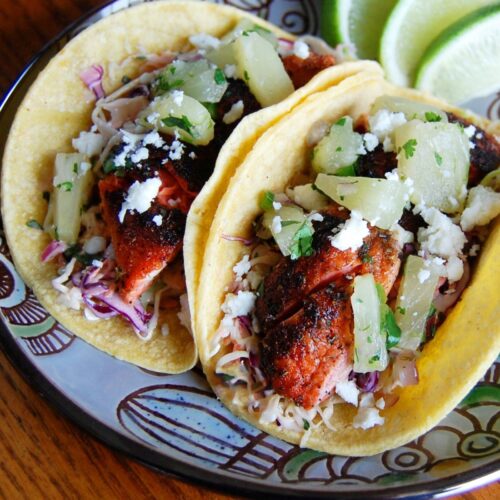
[380,0,494,87]
[415,5,500,104]
[321,0,397,60]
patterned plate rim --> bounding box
[0,1,499,498]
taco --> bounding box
[1,0,375,373]
[194,68,500,455]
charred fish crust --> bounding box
[447,112,500,183]
[355,145,398,179]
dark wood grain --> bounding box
[0,1,497,499]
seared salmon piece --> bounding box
[255,207,401,330]
[282,53,336,89]
[261,283,354,409]
[99,175,185,304]
[447,113,500,186]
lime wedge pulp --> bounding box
[380,0,494,87]
[321,0,397,60]
[415,4,500,104]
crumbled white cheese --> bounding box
[469,244,480,257]
[418,268,431,284]
[460,185,500,231]
[221,290,256,318]
[118,177,162,223]
[168,139,185,161]
[83,236,106,254]
[91,259,103,268]
[368,109,407,141]
[189,151,197,160]
[363,132,379,152]
[72,131,105,157]
[356,143,367,155]
[390,223,414,247]
[293,40,310,59]
[329,210,369,251]
[222,100,244,125]
[271,216,282,234]
[308,212,324,222]
[375,397,385,410]
[130,147,149,163]
[79,162,91,176]
[143,130,165,148]
[384,169,400,182]
[335,380,359,406]
[171,89,184,106]
[417,207,467,282]
[464,125,476,138]
[189,33,221,50]
[152,214,163,226]
[353,406,384,429]
[272,201,282,211]
[224,64,236,78]
[146,112,160,124]
[233,254,251,280]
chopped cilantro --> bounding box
[26,219,42,230]
[303,419,310,431]
[362,254,373,264]
[289,222,314,260]
[281,220,300,227]
[259,191,275,211]
[396,306,406,315]
[121,75,131,85]
[135,55,147,61]
[335,146,343,152]
[42,191,50,202]
[335,117,346,127]
[103,158,117,174]
[243,70,250,82]
[72,162,79,174]
[401,139,417,159]
[56,181,73,192]
[428,303,437,318]
[369,354,380,364]
[63,244,98,266]
[169,66,176,75]
[434,152,443,166]
[214,68,226,85]
[162,115,194,136]
[383,307,401,349]
[335,164,356,177]
[54,227,60,241]
[220,374,234,382]
[424,111,441,122]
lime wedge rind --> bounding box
[321,0,397,60]
[415,4,500,104]
[380,0,494,87]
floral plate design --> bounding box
[0,1,499,498]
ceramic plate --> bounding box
[0,1,499,498]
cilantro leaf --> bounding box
[161,115,194,137]
[289,222,314,260]
[434,152,443,166]
[281,220,300,227]
[73,163,79,174]
[56,181,73,192]
[202,102,218,120]
[401,139,417,159]
[243,70,250,82]
[259,191,275,211]
[26,219,43,230]
[383,307,401,349]
[335,164,356,177]
[303,419,310,431]
[214,68,226,85]
[335,117,346,126]
[396,306,406,315]
[424,111,441,122]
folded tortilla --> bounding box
[2,0,367,373]
[194,68,500,454]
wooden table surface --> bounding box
[0,1,497,499]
